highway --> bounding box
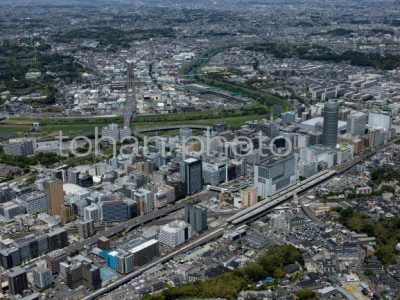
[79,168,338,299]
[135,124,210,134]
[226,138,400,226]
[226,168,335,223]
[81,227,224,300]
[65,193,205,255]
[227,169,337,225]
[79,168,339,299]
[80,139,398,298]
[300,203,321,224]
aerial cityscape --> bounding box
[1,0,400,299]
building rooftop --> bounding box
[8,266,26,277]
[47,227,67,236]
[63,183,87,195]
[129,239,158,254]
[161,220,190,233]
[46,249,66,258]
[184,158,198,164]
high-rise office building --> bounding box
[78,219,96,239]
[159,220,192,248]
[102,200,129,223]
[255,155,299,198]
[17,192,48,214]
[255,121,279,138]
[0,184,14,203]
[8,267,28,295]
[67,168,80,184]
[281,111,296,124]
[126,199,138,219]
[339,107,351,121]
[97,236,111,250]
[45,249,67,274]
[369,128,385,148]
[184,203,208,233]
[61,261,82,289]
[347,112,366,136]
[47,228,69,251]
[167,180,187,201]
[128,239,160,267]
[81,262,101,290]
[0,201,26,221]
[107,251,118,271]
[309,131,323,145]
[322,101,339,149]
[202,162,227,186]
[117,251,134,274]
[241,186,258,208]
[134,188,154,215]
[182,158,203,195]
[59,205,75,224]
[43,179,64,216]
[0,246,21,269]
[368,113,392,131]
[153,183,175,208]
[33,266,52,289]
[107,250,134,274]
[101,123,120,142]
[126,170,148,189]
[13,233,49,263]
[84,204,99,222]
[135,161,154,175]
[76,174,93,188]
[101,123,131,142]
[53,166,68,183]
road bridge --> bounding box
[135,125,210,134]
[300,203,321,224]
[227,138,400,226]
[79,138,400,299]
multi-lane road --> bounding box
[227,169,337,225]
[65,193,205,255]
[81,227,224,300]
[226,138,400,226]
[79,139,398,299]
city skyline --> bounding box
[0,0,399,299]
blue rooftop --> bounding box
[99,249,112,259]
[100,267,118,282]
[308,145,329,152]
[263,277,275,283]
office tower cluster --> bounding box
[0,228,68,269]
[184,203,208,234]
[104,238,160,274]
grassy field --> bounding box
[136,113,266,129]
[0,119,108,140]
[0,110,268,140]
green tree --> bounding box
[295,288,316,300]
[273,267,285,278]
[242,263,267,281]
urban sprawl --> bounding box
[0,1,400,300]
